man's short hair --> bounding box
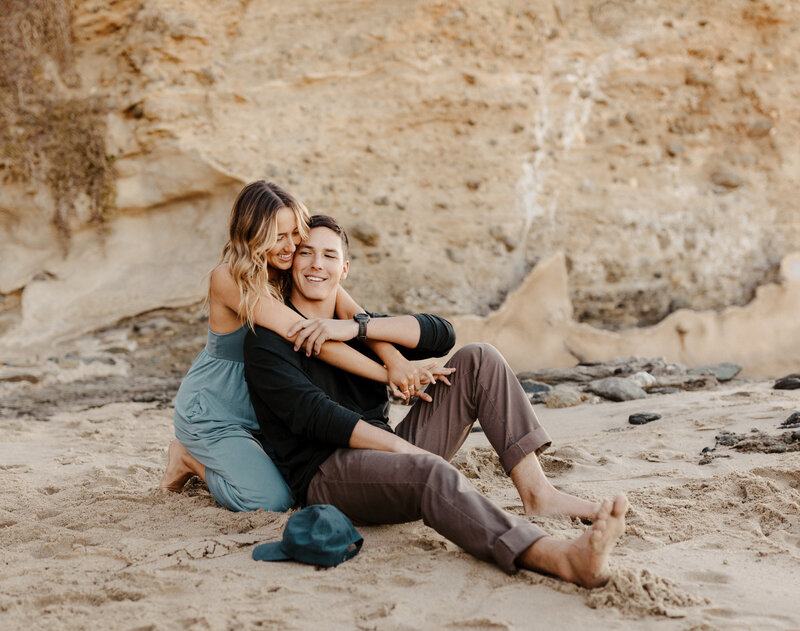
[308,214,350,257]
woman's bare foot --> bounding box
[519,494,629,588]
[159,440,203,492]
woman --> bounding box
[159,181,432,511]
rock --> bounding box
[774,373,800,390]
[666,143,683,157]
[520,380,552,395]
[688,363,742,382]
[629,413,662,425]
[649,387,682,395]
[779,412,800,429]
[373,196,390,206]
[628,371,656,389]
[511,122,524,133]
[587,377,648,402]
[445,248,464,263]
[542,386,587,408]
[625,111,639,125]
[748,118,773,138]
[652,374,719,391]
[350,223,380,247]
[465,179,480,191]
[711,170,744,189]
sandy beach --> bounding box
[2,315,798,630]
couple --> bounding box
[159,180,628,588]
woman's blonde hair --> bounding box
[211,181,309,329]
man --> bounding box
[243,215,628,587]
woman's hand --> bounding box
[386,357,456,403]
[288,318,359,356]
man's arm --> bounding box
[244,328,425,453]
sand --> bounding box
[2,348,799,630]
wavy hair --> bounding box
[211,181,309,329]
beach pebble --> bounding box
[779,412,800,429]
[520,380,552,395]
[629,413,662,425]
[542,386,587,408]
[773,373,800,390]
[629,371,657,389]
[587,377,648,402]
[689,363,742,382]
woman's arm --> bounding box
[210,267,389,384]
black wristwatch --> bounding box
[353,313,370,340]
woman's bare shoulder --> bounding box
[209,263,234,288]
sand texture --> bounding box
[2,343,799,630]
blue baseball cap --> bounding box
[252,504,363,567]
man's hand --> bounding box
[288,318,359,356]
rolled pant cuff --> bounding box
[492,522,548,573]
[499,428,552,474]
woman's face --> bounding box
[266,207,301,270]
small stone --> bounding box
[462,73,476,85]
[625,111,639,125]
[649,387,682,395]
[465,179,480,191]
[587,377,648,402]
[373,196,390,206]
[774,373,800,390]
[546,27,559,40]
[629,413,662,425]
[542,386,586,409]
[628,371,656,389]
[511,122,524,133]
[445,248,464,263]
[711,170,744,189]
[350,223,380,247]
[578,88,591,99]
[748,118,773,138]
[688,363,742,382]
[520,380,552,396]
[666,143,683,157]
[780,412,800,429]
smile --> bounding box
[305,275,326,283]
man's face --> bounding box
[291,226,349,302]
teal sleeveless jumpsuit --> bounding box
[172,326,293,512]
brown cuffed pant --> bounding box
[306,343,553,573]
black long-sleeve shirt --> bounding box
[243,310,456,505]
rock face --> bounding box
[1,1,800,366]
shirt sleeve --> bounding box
[244,326,362,447]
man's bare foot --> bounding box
[510,453,601,520]
[522,485,601,521]
[159,440,197,492]
[519,494,628,588]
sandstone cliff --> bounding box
[1,0,799,372]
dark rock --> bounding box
[711,170,744,189]
[779,412,800,429]
[688,363,742,382]
[774,373,800,390]
[520,380,552,395]
[629,413,662,425]
[587,377,648,402]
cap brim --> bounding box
[252,542,291,562]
